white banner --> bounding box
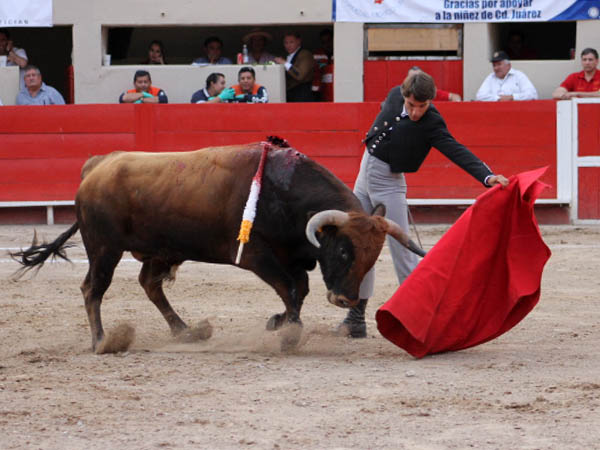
[334,0,600,22]
[0,0,53,27]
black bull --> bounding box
[11,141,425,352]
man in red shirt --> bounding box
[553,48,600,99]
[408,66,461,101]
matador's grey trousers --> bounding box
[353,150,419,299]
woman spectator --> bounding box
[144,40,166,65]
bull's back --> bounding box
[76,147,261,260]
[78,147,257,210]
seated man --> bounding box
[274,32,315,102]
[553,48,600,99]
[119,70,168,104]
[231,67,268,103]
[0,28,29,89]
[16,65,65,105]
[408,66,461,101]
[190,72,235,103]
[192,36,232,65]
[476,51,538,101]
[243,29,275,64]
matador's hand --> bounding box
[487,174,509,187]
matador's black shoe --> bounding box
[335,298,368,338]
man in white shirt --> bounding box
[476,51,538,101]
[0,28,29,89]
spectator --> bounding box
[119,70,168,104]
[243,28,275,64]
[408,66,461,101]
[190,72,235,103]
[0,28,29,89]
[0,98,3,106]
[337,71,508,338]
[231,67,268,103]
[144,40,166,64]
[314,29,334,66]
[16,65,65,105]
[505,30,538,60]
[552,48,600,100]
[192,36,232,65]
[274,32,315,102]
[312,28,334,101]
[476,51,538,101]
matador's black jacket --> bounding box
[364,86,493,186]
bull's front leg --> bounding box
[266,268,309,329]
[266,269,309,352]
[242,248,308,350]
[265,285,301,331]
[266,285,303,352]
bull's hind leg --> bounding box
[80,249,123,352]
[138,259,188,335]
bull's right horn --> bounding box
[305,210,350,248]
[384,218,427,257]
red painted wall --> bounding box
[578,103,600,157]
[577,103,600,219]
[0,101,557,205]
[578,167,600,219]
[364,60,463,102]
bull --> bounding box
[11,137,425,352]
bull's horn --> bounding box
[305,210,350,248]
[384,218,427,257]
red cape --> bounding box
[376,167,551,358]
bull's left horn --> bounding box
[384,218,427,257]
[305,210,350,248]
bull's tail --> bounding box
[10,222,79,279]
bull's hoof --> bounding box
[175,319,213,343]
[266,313,286,331]
[335,320,367,339]
[280,322,302,352]
[95,323,136,354]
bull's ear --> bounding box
[372,204,386,217]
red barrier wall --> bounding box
[578,103,600,157]
[364,60,463,102]
[578,167,600,219]
[577,103,600,219]
[0,101,557,206]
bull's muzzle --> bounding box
[327,291,359,308]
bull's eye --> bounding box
[339,247,349,261]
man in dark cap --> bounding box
[476,50,537,101]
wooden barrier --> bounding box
[0,100,562,223]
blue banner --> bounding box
[333,0,600,22]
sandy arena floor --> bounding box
[1,224,599,449]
